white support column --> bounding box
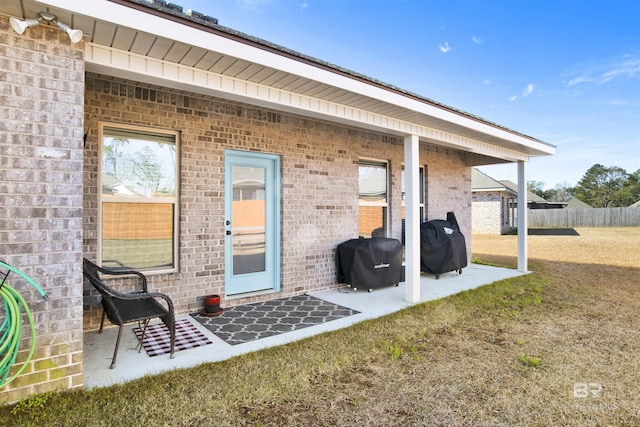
[517,160,528,272]
[404,134,421,303]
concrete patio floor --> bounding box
[83,264,526,389]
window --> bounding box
[99,124,179,272]
[358,160,388,238]
[401,165,426,221]
[401,165,426,245]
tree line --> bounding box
[528,164,640,208]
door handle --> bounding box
[226,230,231,235]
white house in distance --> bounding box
[471,168,517,235]
[0,0,555,402]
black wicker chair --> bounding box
[82,258,175,369]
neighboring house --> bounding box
[565,197,592,209]
[499,180,567,210]
[471,168,517,235]
[0,0,554,401]
[471,170,570,234]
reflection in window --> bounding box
[358,160,388,238]
[401,165,426,221]
[232,166,266,275]
[401,165,427,245]
[100,125,179,271]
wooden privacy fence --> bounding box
[528,207,640,228]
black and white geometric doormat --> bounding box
[191,294,360,346]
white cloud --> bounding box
[482,79,491,86]
[472,36,482,45]
[522,83,536,96]
[566,56,640,86]
[510,83,536,101]
[439,41,451,53]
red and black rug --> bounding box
[133,318,213,357]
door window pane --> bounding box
[232,166,266,275]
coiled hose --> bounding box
[0,260,48,388]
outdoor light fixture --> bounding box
[9,11,83,43]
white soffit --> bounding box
[85,44,530,162]
[38,0,554,161]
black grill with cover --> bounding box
[336,237,403,291]
[420,212,467,278]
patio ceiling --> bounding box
[5,0,555,163]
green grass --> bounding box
[3,229,640,425]
[1,273,553,426]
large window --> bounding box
[401,165,426,221]
[401,165,426,245]
[99,124,179,272]
[358,160,388,238]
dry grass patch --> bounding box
[473,227,640,268]
[2,227,640,426]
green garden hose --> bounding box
[0,260,48,388]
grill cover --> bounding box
[336,237,403,289]
[420,212,467,276]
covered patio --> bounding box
[84,264,526,388]
[1,0,554,402]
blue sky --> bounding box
[183,0,639,188]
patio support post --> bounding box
[404,134,420,303]
[517,160,528,272]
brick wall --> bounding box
[82,75,472,327]
[0,18,85,403]
[424,145,472,236]
[472,192,513,234]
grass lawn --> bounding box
[2,228,639,426]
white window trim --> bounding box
[358,158,390,236]
[98,122,181,274]
[401,164,426,222]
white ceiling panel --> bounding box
[258,70,290,86]
[235,63,269,81]
[90,20,117,45]
[222,60,254,77]
[208,56,241,74]
[146,37,176,59]
[179,46,209,67]
[163,42,192,62]
[247,67,279,85]
[128,31,157,55]
[111,26,138,51]
[193,51,224,70]
[305,84,340,99]
[294,80,325,96]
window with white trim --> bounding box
[99,124,179,272]
[358,159,388,238]
[402,165,427,245]
[401,165,426,221]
